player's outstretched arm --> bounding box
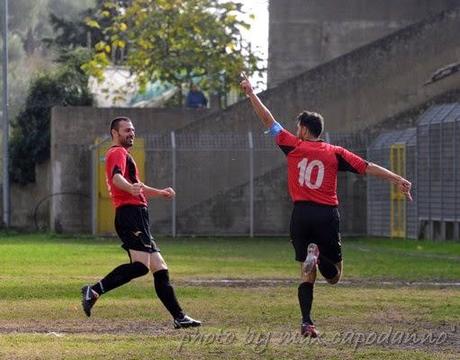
[240,72,276,129]
[112,174,174,199]
[142,185,176,199]
[365,162,413,201]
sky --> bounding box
[240,0,269,91]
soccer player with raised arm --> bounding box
[240,74,412,338]
[81,116,201,329]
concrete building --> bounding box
[268,0,460,87]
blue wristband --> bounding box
[265,121,283,137]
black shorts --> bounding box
[290,201,342,264]
[114,205,159,253]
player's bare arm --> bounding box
[113,174,174,199]
[143,185,176,199]
[112,173,143,196]
[240,72,276,128]
[365,162,412,200]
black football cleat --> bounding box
[81,285,98,317]
[173,315,202,329]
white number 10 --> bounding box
[297,158,325,189]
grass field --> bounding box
[0,233,459,359]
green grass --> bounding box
[0,234,459,359]
[1,233,459,283]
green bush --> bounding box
[9,49,92,184]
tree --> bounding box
[9,49,93,184]
[5,1,100,185]
[83,0,262,99]
[1,0,97,119]
[44,13,96,51]
[44,1,121,53]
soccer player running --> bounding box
[240,74,412,338]
[81,116,201,329]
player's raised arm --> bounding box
[240,72,277,129]
[365,162,413,201]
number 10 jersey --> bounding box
[275,129,368,206]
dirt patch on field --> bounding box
[0,320,457,353]
[0,319,175,336]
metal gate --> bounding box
[95,138,145,235]
[390,144,406,238]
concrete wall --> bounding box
[153,162,367,237]
[50,107,210,233]
[154,165,292,236]
[0,161,51,230]
[268,0,460,87]
[147,133,285,226]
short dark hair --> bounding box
[297,111,324,138]
[110,116,132,136]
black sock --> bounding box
[298,282,314,325]
[153,269,184,319]
[92,262,149,295]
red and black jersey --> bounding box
[105,146,147,208]
[275,129,368,206]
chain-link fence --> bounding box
[327,133,370,236]
[145,132,289,236]
[417,103,460,240]
[367,128,417,238]
[366,103,460,241]
[91,131,371,237]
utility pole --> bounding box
[2,0,9,227]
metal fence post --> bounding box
[91,147,97,235]
[88,136,110,236]
[366,144,371,236]
[440,120,445,240]
[171,131,177,238]
[248,131,254,237]
[415,126,419,239]
[428,122,433,240]
[454,119,458,240]
[2,0,10,227]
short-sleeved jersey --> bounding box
[276,128,368,206]
[105,146,147,208]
